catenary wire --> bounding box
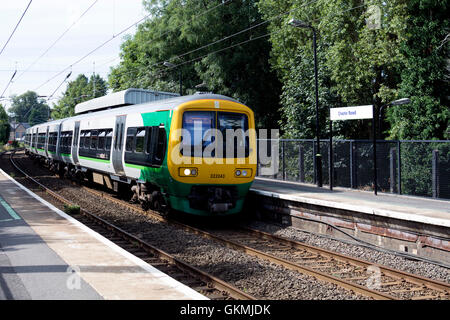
[14,0,99,82]
[0,0,33,57]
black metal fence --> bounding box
[257,139,450,200]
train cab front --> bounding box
[167,98,257,216]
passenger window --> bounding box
[135,128,145,153]
[105,130,112,151]
[126,127,136,152]
[84,131,91,149]
[154,128,166,164]
[90,130,98,149]
[80,131,85,148]
[146,128,153,154]
[98,130,106,150]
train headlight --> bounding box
[235,168,252,178]
[179,167,198,177]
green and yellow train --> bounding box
[25,89,256,216]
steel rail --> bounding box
[11,150,450,300]
[241,227,450,295]
[79,186,397,299]
[8,151,255,300]
[82,183,450,300]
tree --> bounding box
[9,91,50,125]
[0,104,10,144]
[109,0,281,128]
[52,74,108,119]
[386,0,449,140]
[258,0,409,139]
[28,104,50,126]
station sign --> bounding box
[330,105,373,121]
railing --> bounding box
[256,139,450,200]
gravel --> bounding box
[1,152,369,300]
[245,221,450,284]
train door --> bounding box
[45,126,49,157]
[57,123,62,160]
[73,121,80,164]
[112,115,126,175]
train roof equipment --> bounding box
[74,88,180,115]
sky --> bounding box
[0,0,147,112]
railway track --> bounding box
[78,175,450,300]
[65,171,449,300]
[7,150,255,301]
[8,150,450,300]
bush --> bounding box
[64,204,80,215]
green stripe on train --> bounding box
[79,156,110,163]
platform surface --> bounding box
[251,178,450,228]
[0,169,206,300]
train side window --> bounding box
[125,127,136,152]
[105,129,113,151]
[153,128,167,165]
[146,128,153,155]
[98,130,106,150]
[80,131,85,148]
[84,131,91,149]
[135,127,145,153]
[90,130,98,149]
[68,132,73,149]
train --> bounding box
[24,88,257,216]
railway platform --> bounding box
[0,169,206,300]
[250,178,450,263]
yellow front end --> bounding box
[168,98,257,184]
[166,98,257,215]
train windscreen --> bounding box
[182,111,249,158]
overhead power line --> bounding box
[1,69,17,98]
[48,71,72,99]
[123,0,367,85]
[34,11,154,92]
[134,0,321,72]
[0,0,33,57]
[14,0,99,82]
[95,0,233,69]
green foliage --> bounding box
[387,0,449,140]
[109,0,281,128]
[28,104,50,126]
[258,0,409,139]
[52,74,108,120]
[258,0,448,140]
[64,204,80,215]
[0,104,10,144]
[9,91,50,125]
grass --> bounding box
[64,204,80,215]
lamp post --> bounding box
[163,61,183,96]
[372,97,410,195]
[378,98,410,139]
[289,18,322,187]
